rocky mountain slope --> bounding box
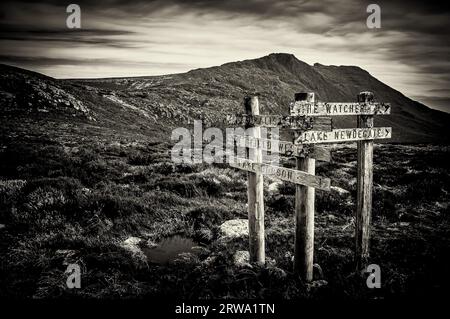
[1,53,449,143]
[0,64,93,120]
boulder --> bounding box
[219,219,248,242]
[121,236,146,261]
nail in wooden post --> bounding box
[244,95,265,264]
[293,92,315,282]
[355,91,374,270]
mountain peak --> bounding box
[223,52,312,77]
[256,52,308,67]
[265,52,298,61]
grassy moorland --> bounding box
[0,113,449,299]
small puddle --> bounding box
[143,235,200,265]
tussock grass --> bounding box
[0,140,449,299]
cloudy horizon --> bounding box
[1,0,449,112]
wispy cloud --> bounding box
[0,0,448,111]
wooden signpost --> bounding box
[244,96,265,264]
[294,92,317,282]
[355,92,376,270]
[226,91,392,281]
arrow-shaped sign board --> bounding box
[227,134,331,162]
[295,127,392,144]
[226,114,332,131]
[229,157,331,191]
[290,102,391,116]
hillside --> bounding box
[1,54,449,300]
[1,53,450,143]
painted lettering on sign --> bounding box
[290,102,391,116]
[226,134,331,161]
[226,114,332,130]
[229,157,331,190]
[295,127,392,144]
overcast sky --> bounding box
[0,0,449,112]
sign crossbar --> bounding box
[229,156,331,191]
[226,114,332,130]
[227,134,331,162]
[295,127,392,144]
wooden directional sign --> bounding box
[290,102,391,116]
[226,134,331,162]
[295,127,392,145]
[229,157,331,191]
[226,114,332,131]
[223,92,393,282]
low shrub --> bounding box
[266,195,294,215]
[316,190,352,216]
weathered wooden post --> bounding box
[355,91,374,269]
[244,95,265,264]
[293,92,315,281]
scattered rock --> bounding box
[232,250,276,268]
[327,214,337,221]
[399,222,410,227]
[121,236,146,261]
[268,181,282,193]
[0,68,94,119]
[123,236,142,248]
[233,250,252,268]
[331,186,350,196]
[80,187,91,195]
[218,219,248,242]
